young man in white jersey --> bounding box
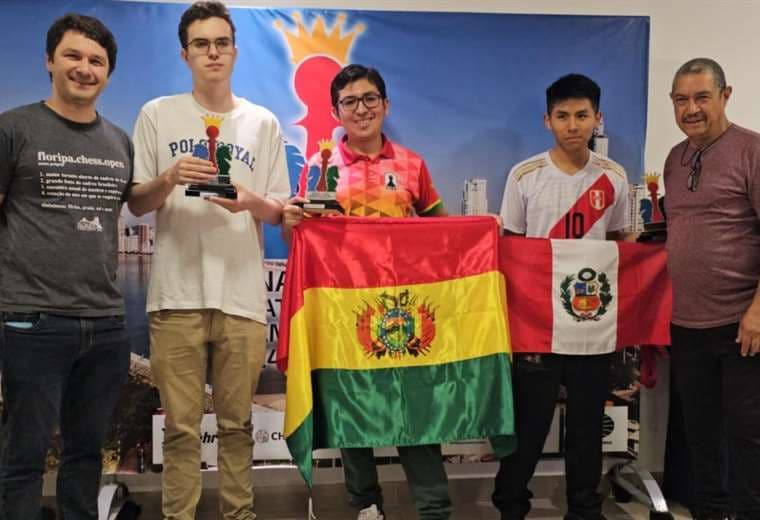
[493,74,629,520]
[127,2,289,519]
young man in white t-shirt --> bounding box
[493,74,629,520]
[127,2,289,519]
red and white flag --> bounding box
[499,237,672,354]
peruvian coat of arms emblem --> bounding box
[560,267,612,322]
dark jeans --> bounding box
[493,353,612,520]
[0,312,130,520]
[670,323,760,520]
[341,445,452,519]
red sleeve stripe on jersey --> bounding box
[548,173,615,239]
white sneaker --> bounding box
[357,504,384,520]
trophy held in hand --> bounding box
[185,114,237,200]
[299,139,342,214]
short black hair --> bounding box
[46,13,118,77]
[330,64,387,108]
[672,57,727,92]
[546,74,601,114]
[179,1,236,49]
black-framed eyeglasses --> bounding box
[187,37,235,55]
[337,93,383,112]
[687,148,703,192]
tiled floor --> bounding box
[44,464,692,519]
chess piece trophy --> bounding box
[299,139,342,214]
[643,172,665,231]
[185,115,237,200]
[637,172,666,242]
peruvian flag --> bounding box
[500,237,672,354]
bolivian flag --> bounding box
[278,216,516,487]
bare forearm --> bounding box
[280,197,308,246]
[127,172,174,216]
[738,280,760,356]
[752,280,760,306]
[248,195,284,226]
[128,157,217,216]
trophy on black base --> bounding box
[638,172,666,242]
[299,139,342,214]
[185,115,237,200]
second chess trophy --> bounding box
[300,140,342,214]
[636,172,666,243]
[185,115,237,200]
[643,172,665,232]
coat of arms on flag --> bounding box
[560,267,613,322]
[279,216,517,487]
[356,289,437,359]
[500,237,672,355]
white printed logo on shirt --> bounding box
[77,216,103,232]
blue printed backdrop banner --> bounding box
[0,0,649,471]
[0,1,649,259]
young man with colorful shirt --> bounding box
[282,64,450,520]
[0,14,132,519]
[127,2,289,519]
[493,74,629,520]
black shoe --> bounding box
[115,500,143,519]
[694,511,730,520]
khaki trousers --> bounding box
[150,309,266,520]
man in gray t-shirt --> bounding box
[0,14,132,520]
[665,58,760,520]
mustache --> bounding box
[682,113,704,123]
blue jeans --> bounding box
[0,312,130,520]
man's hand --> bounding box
[128,158,219,217]
[487,213,504,236]
[737,301,760,356]
[207,183,285,225]
[207,182,255,214]
[283,196,309,230]
[164,157,217,186]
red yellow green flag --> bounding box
[278,216,516,487]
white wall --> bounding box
[130,0,760,473]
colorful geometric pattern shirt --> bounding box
[298,135,442,217]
